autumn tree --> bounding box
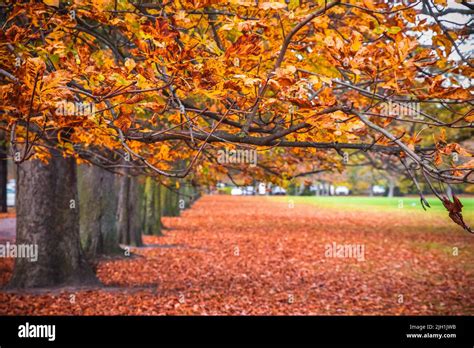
[9,147,98,288]
[0,0,473,287]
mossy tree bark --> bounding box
[8,149,98,288]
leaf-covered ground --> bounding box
[0,195,473,315]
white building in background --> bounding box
[335,186,350,196]
[270,186,286,195]
[231,187,243,196]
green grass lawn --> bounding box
[270,195,474,220]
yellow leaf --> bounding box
[318,87,336,106]
[309,75,322,89]
[464,110,474,123]
[288,0,299,11]
[43,0,59,7]
[350,38,362,52]
[125,58,136,73]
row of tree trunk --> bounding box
[8,149,200,289]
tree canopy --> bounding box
[0,0,473,231]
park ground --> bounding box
[0,195,473,315]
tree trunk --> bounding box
[129,176,143,245]
[154,181,164,234]
[117,171,143,246]
[0,131,7,213]
[143,177,163,236]
[322,181,328,196]
[161,183,180,217]
[78,165,121,258]
[143,176,153,235]
[117,171,130,245]
[387,177,396,198]
[8,149,97,288]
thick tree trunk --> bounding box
[78,165,121,258]
[8,149,97,288]
[129,176,143,245]
[0,131,7,213]
[117,171,143,246]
